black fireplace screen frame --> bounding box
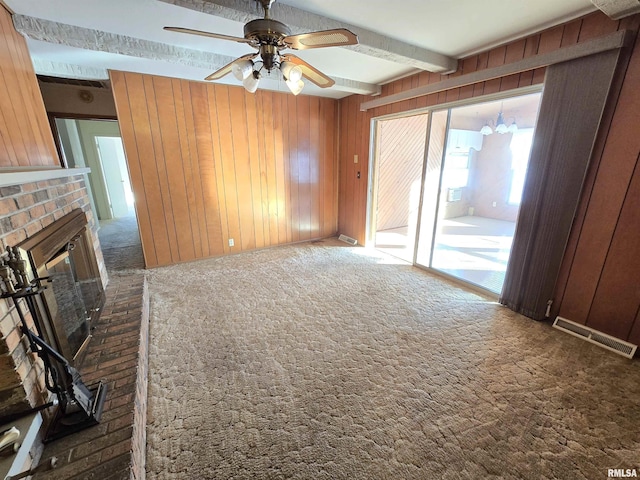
[16,209,104,366]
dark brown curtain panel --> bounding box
[500,49,623,319]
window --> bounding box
[508,128,534,205]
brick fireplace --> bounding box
[0,172,107,420]
[0,170,149,479]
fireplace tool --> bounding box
[0,246,107,443]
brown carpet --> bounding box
[145,239,640,479]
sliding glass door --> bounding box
[414,92,542,294]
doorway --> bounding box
[370,113,430,262]
[54,118,133,221]
[369,90,543,295]
[52,117,144,270]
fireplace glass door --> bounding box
[45,247,92,360]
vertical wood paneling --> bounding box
[123,74,172,266]
[336,10,640,343]
[288,94,302,242]
[297,95,311,241]
[324,100,337,237]
[272,93,287,244]
[244,90,263,249]
[202,84,225,256]
[217,85,243,252]
[258,92,278,245]
[146,76,180,263]
[586,155,640,340]
[154,76,195,262]
[309,96,321,239]
[0,7,58,167]
[177,79,206,258]
[110,71,338,268]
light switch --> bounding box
[354,154,358,164]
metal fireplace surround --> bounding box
[16,209,104,366]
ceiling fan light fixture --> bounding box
[232,59,254,81]
[243,70,261,93]
[286,78,305,96]
[281,61,303,83]
[167,0,359,94]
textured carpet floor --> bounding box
[146,239,640,479]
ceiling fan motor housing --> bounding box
[245,19,291,71]
[244,19,291,42]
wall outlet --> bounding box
[492,201,497,207]
[228,238,234,247]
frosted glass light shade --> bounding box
[508,122,519,133]
[281,62,303,83]
[495,112,508,134]
[232,60,253,81]
[480,124,493,136]
[286,78,304,96]
[243,72,260,93]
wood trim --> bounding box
[0,1,14,15]
[360,29,634,111]
[47,112,118,121]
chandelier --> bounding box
[480,111,518,136]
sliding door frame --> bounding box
[366,85,543,275]
[366,108,431,248]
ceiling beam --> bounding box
[14,15,238,70]
[31,60,109,80]
[590,0,640,19]
[13,15,379,96]
[157,0,458,74]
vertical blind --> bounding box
[500,48,623,319]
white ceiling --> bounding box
[5,0,598,99]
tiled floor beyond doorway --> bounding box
[376,216,516,294]
[33,210,148,480]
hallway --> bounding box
[97,208,145,271]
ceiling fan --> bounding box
[164,0,358,95]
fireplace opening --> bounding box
[17,209,104,366]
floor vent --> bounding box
[338,234,357,245]
[553,316,637,359]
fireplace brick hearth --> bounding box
[32,273,148,480]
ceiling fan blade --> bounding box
[281,54,335,88]
[164,26,253,45]
[284,28,358,50]
[205,53,257,81]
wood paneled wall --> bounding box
[554,14,640,344]
[110,71,338,268]
[0,6,58,167]
[338,11,640,343]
